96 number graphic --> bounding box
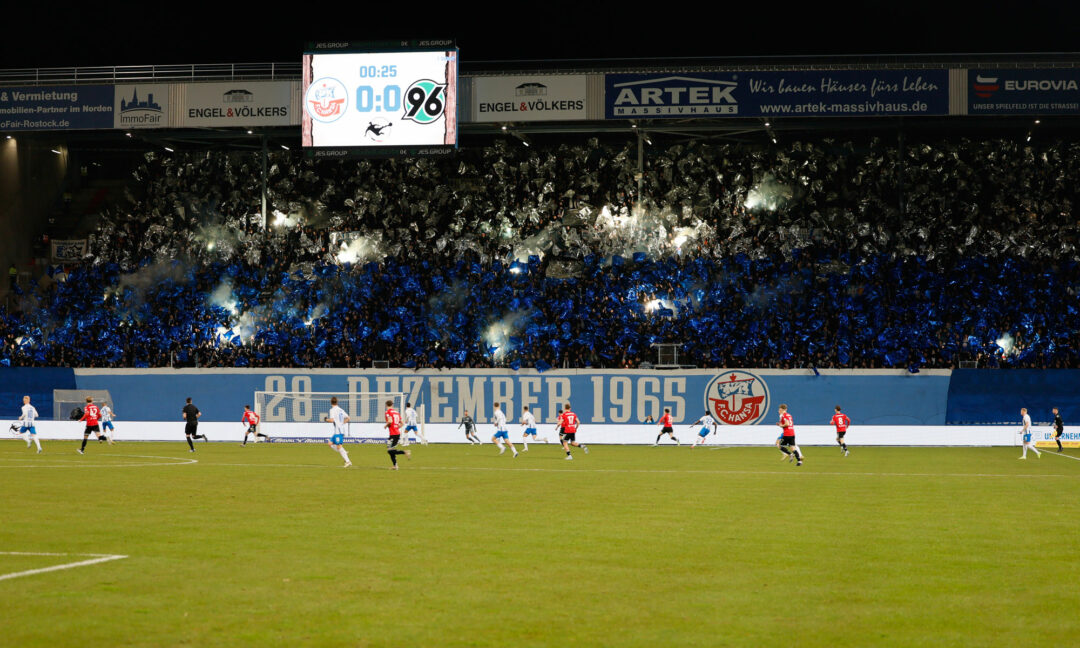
[403,79,447,124]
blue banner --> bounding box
[0,85,115,131]
[69,369,950,425]
[946,369,1080,425]
[605,70,949,119]
[968,69,1080,115]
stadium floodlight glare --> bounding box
[764,121,771,128]
[246,130,253,135]
[125,132,132,138]
[164,146,174,152]
[50,149,61,155]
[1035,119,1041,125]
[5,134,11,139]
[280,145,290,150]
[1026,135,1032,142]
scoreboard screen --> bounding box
[302,42,458,155]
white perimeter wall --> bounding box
[16,422,1048,446]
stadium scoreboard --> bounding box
[302,40,458,158]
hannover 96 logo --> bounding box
[704,371,770,425]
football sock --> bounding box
[793,446,802,460]
[780,446,791,455]
[22,433,30,447]
[1057,439,1063,451]
[523,439,529,450]
[187,437,195,450]
[80,437,88,451]
[337,447,350,462]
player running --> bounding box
[241,405,268,445]
[559,403,588,460]
[688,412,718,448]
[777,404,803,466]
[520,405,546,451]
[384,399,410,470]
[182,397,206,451]
[100,401,116,444]
[1053,408,1064,453]
[459,410,481,444]
[324,397,352,467]
[77,396,111,454]
[402,402,426,446]
[491,403,518,457]
[18,395,41,453]
[653,407,679,446]
[1019,407,1040,459]
[831,405,851,456]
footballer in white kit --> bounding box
[689,413,718,447]
[491,403,518,457]
[18,395,42,453]
[520,406,546,450]
[402,402,426,446]
[324,397,352,467]
[99,402,116,443]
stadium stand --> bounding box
[2,136,1079,370]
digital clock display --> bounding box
[301,49,458,149]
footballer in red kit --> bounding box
[77,396,111,454]
[654,407,679,446]
[832,405,851,456]
[384,401,409,469]
[558,403,588,459]
[241,405,268,445]
[776,404,803,466]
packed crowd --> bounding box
[2,134,1079,370]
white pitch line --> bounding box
[1042,451,1080,462]
[0,553,127,582]
[0,455,197,469]
[194,461,1077,479]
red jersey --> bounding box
[779,412,795,436]
[81,403,100,426]
[558,410,579,433]
[831,413,850,432]
[385,407,402,436]
[243,410,260,426]
[659,413,673,428]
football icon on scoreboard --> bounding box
[703,371,770,425]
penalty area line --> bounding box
[0,552,127,582]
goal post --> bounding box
[253,391,405,442]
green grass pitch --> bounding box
[2,440,1079,647]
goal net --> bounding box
[53,389,114,421]
[253,392,418,443]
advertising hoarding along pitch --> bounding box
[605,70,949,119]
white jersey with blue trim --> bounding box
[493,408,507,431]
[328,405,348,432]
[20,403,38,425]
[100,405,113,423]
[700,414,716,429]
[521,411,536,428]
[405,407,418,426]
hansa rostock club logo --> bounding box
[305,77,347,123]
[703,371,771,425]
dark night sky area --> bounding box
[3,3,1079,69]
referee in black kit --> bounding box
[1053,407,1064,452]
[183,397,206,451]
